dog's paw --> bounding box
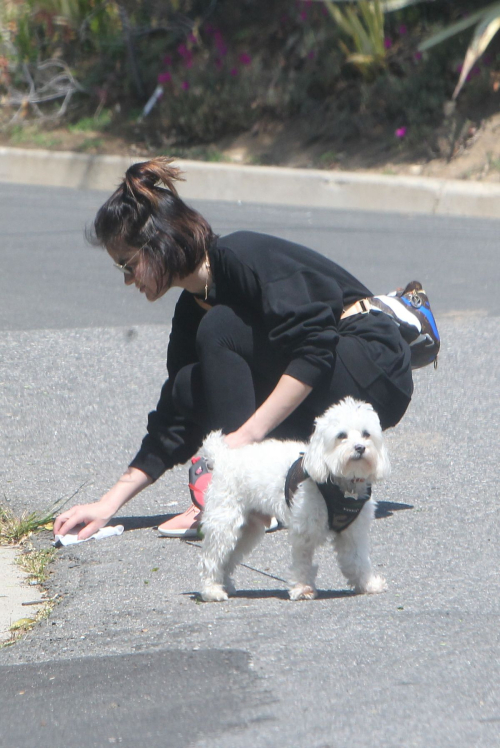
[355,575,387,595]
[201,584,229,602]
[289,584,317,601]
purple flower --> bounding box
[230,67,238,77]
[299,10,308,21]
[395,127,407,139]
[157,71,172,84]
[384,37,393,50]
[188,33,197,45]
[177,43,189,58]
[398,24,408,36]
[239,53,252,66]
[181,80,190,91]
[414,51,422,62]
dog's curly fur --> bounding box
[199,397,390,602]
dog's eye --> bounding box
[336,432,347,440]
[362,430,370,438]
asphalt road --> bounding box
[0,182,499,748]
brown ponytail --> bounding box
[123,157,184,206]
[88,157,216,292]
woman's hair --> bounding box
[88,157,216,291]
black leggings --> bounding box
[171,305,407,441]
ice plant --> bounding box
[395,127,407,138]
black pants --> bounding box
[171,305,411,441]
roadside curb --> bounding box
[1,146,500,219]
[0,546,44,643]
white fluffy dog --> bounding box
[200,397,390,602]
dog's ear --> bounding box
[375,440,391,481]
[302,432,330,483]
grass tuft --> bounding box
[17,547,57,583]
[0,502,60,545]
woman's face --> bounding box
[107,245,170,302]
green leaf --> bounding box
[453,11,500,99]
[418,2,500,52]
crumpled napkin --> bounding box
[53,525,124,547]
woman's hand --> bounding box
[224,429,258,449]
[53,467,152,540]
[53,502,115,541]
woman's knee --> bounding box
[195,305,251,358]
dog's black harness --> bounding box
[284,455,372,533]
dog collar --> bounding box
[284,454,371,533]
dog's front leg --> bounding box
[200,507,250,602]
[333,505,387,594]
[289,534,318,600]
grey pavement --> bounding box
[0,182,499,747]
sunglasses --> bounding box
[113,247,144,277]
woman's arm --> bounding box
[224,374,312,448]
[53,467,152,540]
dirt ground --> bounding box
[2,108,500,183]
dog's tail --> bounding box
[201,430,227,464]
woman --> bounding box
[54,157,413,540]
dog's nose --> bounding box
[354,444,366,455]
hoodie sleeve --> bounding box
[261,268,343,388]
[128,292,204,481]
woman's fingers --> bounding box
[53,505,107,538]
[77,520,106,541]
[53,510,80,536]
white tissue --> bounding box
[53,525,124,547]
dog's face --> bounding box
[303,397,390,483]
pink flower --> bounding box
[177,43,189,58]
[239,53,252,66]
[395,127,407,139]
[157,71,172,84]
[384,37,392,50]
[181,80,190,91]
